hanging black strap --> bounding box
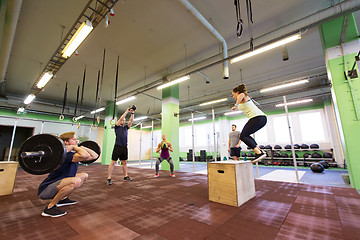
[61,82,68,115]
[245,0,254,51]
[93,70,100,125]
[113,56,119,120]
[245,0,253,23]
[234,0,243,38]
[100,49,106,100]
[74,86,80,117]
[80,67,86,115]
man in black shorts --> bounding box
[229,124,241,160]
[107,107,134,185]
[38,131,99,217]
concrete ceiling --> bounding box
[2,0,359,125]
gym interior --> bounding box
[1,0,360,239]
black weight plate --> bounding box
[18,134,66,175]
[79,141,101,164]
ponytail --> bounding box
[232,84,248,96]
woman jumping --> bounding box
[231,84,267,163]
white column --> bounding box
[283,96,299,182]
[8,119,17,161]
[212,108,216,161]
[151,120,154,168]
[139,122,142,166]
[191,111,195,172]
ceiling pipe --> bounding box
[0,0,22,98]
[112,0,360,104]
[177,0,229,79]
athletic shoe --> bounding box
[41,205,67,217]
[171,173,176,178]
[106,179,112,185]
[252,151,266,163]
[124,176,133,181]
[154,174,160,178]
[57,197,77,207]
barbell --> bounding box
[18,134,101,175]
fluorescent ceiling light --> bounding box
[74,115,85,121]
[142,125,153,129]
[134,116,148,121]
[188,116,206,122]
[199,98,227,106]
[157,75,190,90]
[116,96,136,105]
[276,99,313,107]
[61,20,93,58]
[224,111,243,116]
[90,107,105,114]
[260,78,309,93]
[36,72,53,88]
[24,94,35,104]
[230,34,301,64]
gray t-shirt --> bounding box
[229,131,241,148]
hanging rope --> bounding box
[73,85,80,121]
[245,0,254,51]
[91,71,100,130]
[234,0,243,38]
[110,56,120,126]
[59,82,68,120]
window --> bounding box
[254,124,268,144]
[298,111,325,142]
[273,115,293,143]
[179,126,192,147]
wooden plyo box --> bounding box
[0,161,19,196]
[207,161,255,207]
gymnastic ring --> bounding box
[90,124,97,130]
[77,122,80,129]
[110,119,116,126]
[72,117,77,122]
[97,116,100,124]
[59,115,64,120]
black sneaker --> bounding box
[124,176,133,181]
[57,197,78,207]
[252,151,267,163]
[41,205,67,217]
[107,179,112,185]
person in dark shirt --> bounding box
[38,131,99,217]
[107,107,134,185]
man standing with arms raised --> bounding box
[107,107,134,185]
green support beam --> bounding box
[320,14,360,189]
[161,84,180,171]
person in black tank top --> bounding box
[38,131,99,217]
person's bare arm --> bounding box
[71,146,91,162]
[156,143,161,153]
[168,142,173,152]
[127,109,134,128]
[80,146,99,160]
[235,139,242,148]
[232,93,246,110]
[116,109,129,126]
[229,137,231,151]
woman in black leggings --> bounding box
[231,84,267,163]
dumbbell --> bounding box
[18,134,101,175]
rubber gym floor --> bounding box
[1,163,359,240]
